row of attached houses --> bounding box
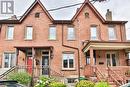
[0,0,130,86]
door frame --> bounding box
[106,51,119,66]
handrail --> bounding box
[109,74,122,86]
[0,66,16,79]
[95,66,106,81]
[108,67,125,85]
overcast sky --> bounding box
[0,0,130,39]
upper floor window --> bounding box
[108,26,116,40]
[62,53,74,69]
[25,26,33,40]
[126,28,130,40]
[128,52,130,59]
[90,26,98,40]
[67,27,75,40]
[49,26,56,40]
[6,26,14,40]
[35,12,40,18]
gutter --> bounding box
[61,22,81,81]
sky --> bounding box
[0,0,130,39]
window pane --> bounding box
[91,26,97,40]
[4,53,9,68]
[67,27,75,40]
[69,59,74,68]
[10,53,16,67]
[63,60,68,68]
[26,26,33,40]
[108,27,116,40]
[49,26,56,40]
[7,26,14,40]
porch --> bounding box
[14,46,55,77]
[83,41,130,86]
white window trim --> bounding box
[2,52,16,68]
[6,26,14,40]
[108,26,117,40]
[67,27,76,40]
[90,26,98,40]
[49,26,57,40]
[25,26,33,40]
[62,53,75,70]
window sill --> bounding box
[108,39,118,41]
[67,39,76,41]
[5,39,13,41]
[48,39,57,41]
[24,39,33,41]
[90,39,100,41]
[61,68,76,71]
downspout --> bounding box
[0,24,2,68]
[61,21,81,81]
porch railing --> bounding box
[108,67,126,86]
[0,65,64,81]
[16,65,64,78]
[95,66,106,81]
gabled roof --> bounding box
[19,0,54,22]
[71,0,127,24]
[0,0,127,24]
[0,0,54,24]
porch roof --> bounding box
[83,41,130,52]
[14,45,53,51]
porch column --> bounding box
[90,48,94,65]
[31,47,35,87]
[16,48,19,66]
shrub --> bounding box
[34,76,55,87]
[7,72,31,85]
[94,82,110,87]
[49,82,66,87]
[76,80,95,87]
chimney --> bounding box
[9,15,17,20]
[105,9,112,21]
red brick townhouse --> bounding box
[0,0,130,86]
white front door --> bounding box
[3,53,16,68]
[106,52,118,66]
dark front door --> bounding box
[42,56,49,75]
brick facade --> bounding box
[0,0,130,82]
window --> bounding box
[25,26,33,40]
[4,53,16,68]
[67,78,76,83]
[126,28,130,40]
[108,26,116,40]
[90,26,98,40]
[6,26,14,40]
[35,13,40,18]
[62,53,74,69]
[49,26,56,40]
[67,27,75,40]
[128,53,130,59]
